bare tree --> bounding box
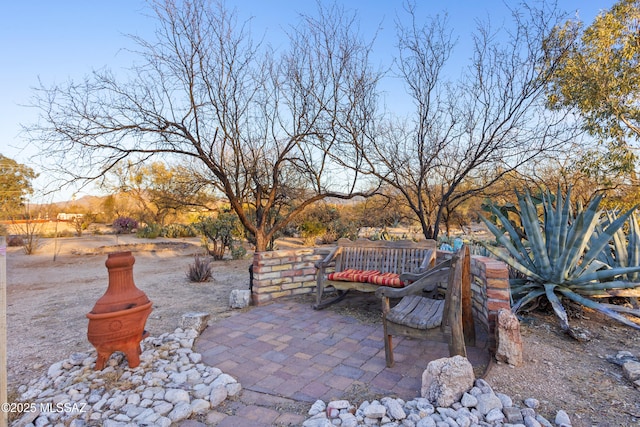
[26,0,379,251]
[351,1,581,240]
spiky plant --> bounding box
[480,187,640,336]
[186,255,213,282]
[592,210,640,307]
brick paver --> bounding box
[196,297,490,408]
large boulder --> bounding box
[421,355,475,407]
[495,308,523,366]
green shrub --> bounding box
[195,212,241,260]
[136,223,162,238]
[230,244,247,260]
[299,220,326,245]
[162,223,197,238]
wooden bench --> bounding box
[376,245,476,367]
[314,238,437,310]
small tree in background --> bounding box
[196,212,241,260]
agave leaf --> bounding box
[590,222,614,266]
[544,190,559,266]
[479,243,544,281]
[558,186,571,252]
[607,211,628,267]
[481,204,535,271]
[628,211,640,281]
[577,205,637,277]
[569,265,640,285]
[596,302,640,316]
[517,190,552,278]
[544,284,571,331]
[569,280,640,291]
[512,288,545,313]
[557,194,603,281]
[557,287,640,330]
[580,259,609,276]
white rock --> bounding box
[485,407,505,422]
[126,393,141,406]
[382,397,406,420]
[209,386,228,407]
[475,392,503,415]
[225,382,242,397]
[524,415,542,427]
[623,361,640,381]
[192,383,212,399]
[212,373,237,387]
[302,413,332,427]
[191,398,211,413]
[164,388,190,404]
[152,401,173,416]
[416,416,437,427]
[168,372,188,384]
[555,410,572,427]
[189,352,202,364]
[496,392,513,408]
[363,403,386,419]
[328,399,350,411]
[339,412,359,427]
[309,400,326,416]
[168,401,193,422]
[461,392,477,408]
[108,394,126,410]
[48,362,64,379]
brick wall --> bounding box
[252,247,511,351]
[251,248,325,306]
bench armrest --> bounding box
[315,246,341,270]
[376,259,452,299]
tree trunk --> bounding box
[254,229,269,253]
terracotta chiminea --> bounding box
[87,251,152,370]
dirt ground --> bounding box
[4,235,640,425]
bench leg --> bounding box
[313,289,349,310]
[383,320,394,368]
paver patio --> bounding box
[196,295,491,406]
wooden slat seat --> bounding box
[386,295,444,329]
[376,245,475,368]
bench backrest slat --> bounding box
[334,239,437,275]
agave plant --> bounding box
[480,186,640,336]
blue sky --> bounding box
[1,0,616,201]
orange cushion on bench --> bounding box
[327,269,404,288]
[367,272,403,287]
[328,269,380,282]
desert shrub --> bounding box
[136,223,162,238]
[195,213,241,260]
[7,235,24,246]
[162,223,197,238]
[42,229,75,238]
[113,217,138,234]
[230,244,247,260]
[299,220,326,245]
[186,255,213,282]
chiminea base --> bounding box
[93,329,150,370]
[87,301,153,370]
